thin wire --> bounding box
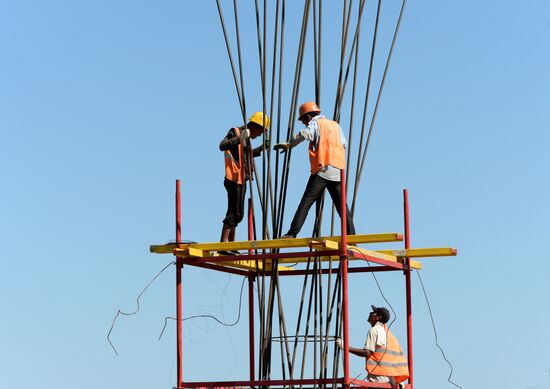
[354,0,408,203]
[415,270,463,389]
[232,0,247,117]
[344,0,363,188]
[359,255,397,326]
[215,0,246,121]
[333,0,368,122]
[158,276,247,340]
[351,0,382,216]
[107,260,175,356]
[332,0,355,119]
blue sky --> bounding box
[1,1,549,388]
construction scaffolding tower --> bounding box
[150,174,457,389]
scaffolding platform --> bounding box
[150,233,456,275]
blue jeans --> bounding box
[286,174,356,237]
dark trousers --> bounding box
[287,174,356,237]
[223,178,246,227]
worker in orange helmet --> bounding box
[273,102,355,238]
[336,305,409,387]
[219,112,270,247]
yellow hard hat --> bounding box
[248,112,270,129]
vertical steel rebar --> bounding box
[404,189,414,388]
[340,170,350,386]
[175,180,183,388]
[248,198,256,382]
[248,275,256,382]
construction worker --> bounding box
[219,112,270,246]
[337,305,409,386]
[273,102,355,238]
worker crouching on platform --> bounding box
[273,102,355,238]
[337,305,409,386]
[219,112,270,245]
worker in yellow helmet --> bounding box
[219,112,270,249]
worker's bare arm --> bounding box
[348,346,372,358]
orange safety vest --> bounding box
[366,324,410,384]
[224,127,245,185]
[308,117,346,174]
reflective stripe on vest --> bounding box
[224,127,245,184]
[308,117,346,174]
[366,325,409,384]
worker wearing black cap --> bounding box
[337,305,409,386]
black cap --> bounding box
[371,305,390,323]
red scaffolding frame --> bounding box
[150,173,457,389]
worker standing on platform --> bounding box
[219,112,270,244]
[337,305,409,386]
[273,102,355,238]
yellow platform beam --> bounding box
[309,239,340,250]
[377,247,457,258]
[150,233,403,254]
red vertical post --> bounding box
[403,189,414,388]
[247,198,255,382]
[176,180,183,388]
[340,170,350,386]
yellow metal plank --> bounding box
[376,247,457,258]
[309,239,340,250]
[150,244,177,254]
[349,247,422,269]
[150,233,403,254]
[349,246,398,262]
[185,247,211,258]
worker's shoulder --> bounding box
[370,323,387,336]
[316,116,340,127]
[229,126,245,134]
[224,127,239,137]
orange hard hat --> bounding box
[298,102,321,121]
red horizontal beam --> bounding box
[182,250,340,264]
[278,265,401,276]
[348,249,407,270]
[183,260,249,276]
[180,378,344,388]
[178,378,409,389]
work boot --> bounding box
[280,233,295,239]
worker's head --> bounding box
[368,305,390,326]
[247,112,270,138]
[298,102,321,125]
